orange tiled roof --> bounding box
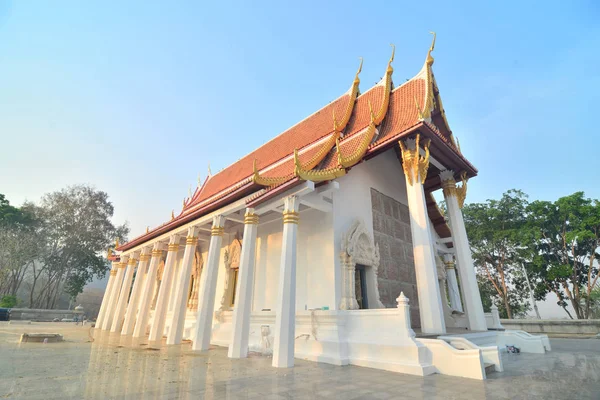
[118,48,468,252]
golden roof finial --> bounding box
[182,198,186,208]
[146,226,150,234]
[188,185,192,198]
[115,238,119,248]
[293,149,301,175]
[368,101,375,123]
[107,248,113,258]
[197,173,202,186]
[387,44,395,73]
[171,210,175,220]
[426,31,436,66]
[354,57,363,84]
[333,109,339,131]
[207,162,212,177]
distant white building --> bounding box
[96,35,550,380]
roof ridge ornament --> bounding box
[426,31,436,66]
[372,45,395,125]
[355,57,363,84]
[251,159,288,187]
[418,32,437,121]
[294,149,346,182]
[387,44,395,73]
[336,102,378,169]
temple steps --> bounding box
[484,363,496,375]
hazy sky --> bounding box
[1,1,598,238]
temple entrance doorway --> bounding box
[355,264,369,309]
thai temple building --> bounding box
[96,34,550,380]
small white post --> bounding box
[396,292,415,338]
[111,255,137,333]
[491,305,504,329]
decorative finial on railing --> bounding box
[396,291,409,307]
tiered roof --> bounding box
[119,34,476,252]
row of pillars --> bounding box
[95,196,300,368]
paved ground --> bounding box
[0,322,598,399]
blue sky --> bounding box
[1,0,599,239]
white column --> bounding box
[133,243,163,338]
[102,259,127,331]
[228,208,259,359]
[149,235,180,342]
[96,263,117,328]
[121,248,151,336]
[167,227,199,345]
[192,215,225,351]
[443,254,463,312]
[272,196,300,368]
[111,255,137,333]
[440,170,487,331]
[399,136,446,334]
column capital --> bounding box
[282,197,299,224]
[244,207,259,225]
[283,195,300,212]
[118,255,129,269]
[439,170,467,208]
[127,257,138,265]
[398,134,431,185]
[211,215,226,236]
[186,226,199,238]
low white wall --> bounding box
[500,319,600,335]
[10,308,83,321]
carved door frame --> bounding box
[339,220,384,310]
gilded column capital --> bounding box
[186,236,198,245]
[282,210,299,225]
[167,243,180,252]
[110,269,117,276]
[398,134,430,185]
[118,261,127,269]
[151,249,163,258]
[128,257,138,265]
[244,210,259,225]
[211,215,226,236]
[139,253,151,262]
[439,169,468,208]
[282,196,300,224]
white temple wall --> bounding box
[250,208,334,313]
[332,148,408,309]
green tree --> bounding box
[31,185,129,308]
[0,295,18,308]
[0,195,39,297]
[527,192,600,319]
[463,190,532,319]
